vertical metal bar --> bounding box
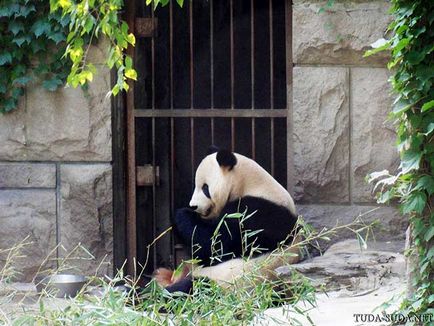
[170,1,174,110]
[170,117,175,266]
[189,0,194,109]
[285,0,294,193]
[151,117,157,268]
[211,118,215,145]
[191,119,195,182]
[169,0,175,268]
[251,0,256,159]
[269,0,274,111]
[125,0,137,276]
[230,0,235,151]
[210,0,215,143]
[151,9,156,110]
[269,0,275,176]
[189,1,195,180]
[151,8,157,270]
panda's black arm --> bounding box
[174,208,241,266]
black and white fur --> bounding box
[164,147,298,293]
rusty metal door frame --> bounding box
[121,0,293,275]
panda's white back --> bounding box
[227,153,296,215]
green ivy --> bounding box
[0,0,70,113]
[0,0,187,114]
[367,0,434,320]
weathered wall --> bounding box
[292,0,406,245]
[0,44,113,281]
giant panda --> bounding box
[153,146,300,293]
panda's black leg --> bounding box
[174,208,240,265]
[174,208,216,265]
[165,276,193,294]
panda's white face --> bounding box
[189,148,296,219]
[189,153,234,219]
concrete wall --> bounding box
[292,0,406,244]
[0,43,113,281]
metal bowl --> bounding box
[35,274,87,298]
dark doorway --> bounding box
[120,0,292,275]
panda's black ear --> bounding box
[207,145,220,155]
[216,149,237,171]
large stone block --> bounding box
[351,68,398,202]
[0,98,26,159]
[293,1,391,65]
[293,67,349,203]
[0,190,56,281]
[0,66,111,161]
[297,204,407,248]
[0,163,56,188]
[59,164,113,276]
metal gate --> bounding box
[124,0,292,274]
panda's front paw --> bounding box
[153,264,191,288]
[153,268,174,287]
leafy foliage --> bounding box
[50,0,185,97]
[50,0,137,96]
[367,0,434,319]
[0,0,188,114]
[0,0,70,113]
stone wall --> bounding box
[0,43,113,281]
[292,0,406,245]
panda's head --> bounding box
[189,147,237,219]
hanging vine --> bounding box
[0,0,70,113]
[367,0,434,319]
[0,0,185,114]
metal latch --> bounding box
[136,165,160,186]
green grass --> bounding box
[0,214,376,326]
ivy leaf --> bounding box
[377,190,395,204]
[427,246,434,259]
[12,35,31,46]
[32,20,51,38]
[4,98,18,112]
[15,4,36,18]
[421,100,434,112]
[425,227,434,242]
[403,192,426,215]
[416,176,434,195]
[424,122,434,136]
[42,78,63,91]
[400,150,422,174]
[8,21,25,35]
[364,38,391,57]
[125,68,137,81]
[407,51,426,65]
[392,98,415,115]
[13,76,32,86]
[392,38,410,56]
[48,32,66,44]
[0,83,6,94]
[0,53,13,65]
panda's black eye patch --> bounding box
[202,184,211,199]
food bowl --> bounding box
[35,274,87,298]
